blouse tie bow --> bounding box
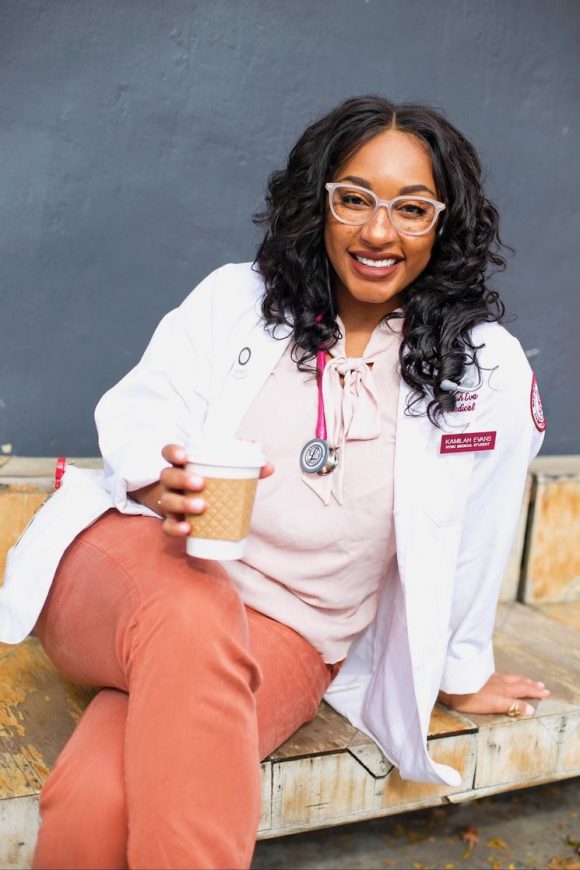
[302,355,381,505]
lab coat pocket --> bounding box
[422,452,474,528]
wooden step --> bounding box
[2,456,580,867]
[2,601,579,866]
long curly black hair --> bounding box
[253,95,509,423]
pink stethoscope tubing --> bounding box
[298,315,338,476]
[315,348,328,441]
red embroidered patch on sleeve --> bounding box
[530,373,546,432]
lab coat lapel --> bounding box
[203,315,293,439]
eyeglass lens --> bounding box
[331,186,437,234]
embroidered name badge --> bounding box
[530,373,546,432]
[440,431,497,454]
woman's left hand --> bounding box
[438,672,550,717]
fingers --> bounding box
[162,514,192,537]
[259,461,275,479]
[439,670,551,716]
[464,695,536,719]
[159,444,204,538]
[162,443,189,466]
[441,691,537,717]
[489,673,550,700]
[495,696,536,716]
[161,465,205,493]
[159,443,273,539]
[160,490,206,516]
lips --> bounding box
[348,250,404,280]
[351,251,403,266]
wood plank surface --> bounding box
[347,731,393,778]
[531,456,580,476]
[268,702,357,761]
[258,762,272,833]
[0,794,39,870]
[473,712,580,789]
[535,601,580,632]
[500,473,532,602]
[377,732,477,809]
[269,700,475,767]
[0,456,102,479]
[270,752,378,830]
[0,639,95,800]
[463,603,580,789]
[521,474,580,603]
[427,704,476,737]
[494,602,580,675]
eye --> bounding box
[397,202,427,217]
[395,200,430,217]
[337,188,374,209]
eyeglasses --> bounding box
[325,182,446,236]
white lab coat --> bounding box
[1,262,544,786]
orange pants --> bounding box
[32,510,338,869]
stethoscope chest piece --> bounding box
[300,438,339,475]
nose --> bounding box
[359,205,399,245]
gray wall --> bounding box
[1,0,579,456]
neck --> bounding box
[336,289,401,357]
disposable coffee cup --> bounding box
[185,438,266,560]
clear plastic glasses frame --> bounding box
[325,182,446,236]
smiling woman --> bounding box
[2,95,547,870]
[255,96,508,420]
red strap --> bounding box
[55,457,67,490]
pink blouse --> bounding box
[223,315,403,663]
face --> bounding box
[324,129,438,320]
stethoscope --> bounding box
[297,357,480,475]
[299,348,339,475]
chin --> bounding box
[344,278,404,308]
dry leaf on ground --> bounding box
[548,857,580,870]
[487,836,511,851]
[458,824,480,858]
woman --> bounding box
[1,96,548,869]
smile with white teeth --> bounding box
[353,254,399,268]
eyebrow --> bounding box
[337,175,437,198]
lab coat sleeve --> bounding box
[94,268,220,514]
[440,330,545,693]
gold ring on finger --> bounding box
[506,700,521,718]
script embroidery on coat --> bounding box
[452,391,479,413]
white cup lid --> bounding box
[186,438,266,469]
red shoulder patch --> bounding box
[530,373,546,432]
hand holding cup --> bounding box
[158,443,274,545]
